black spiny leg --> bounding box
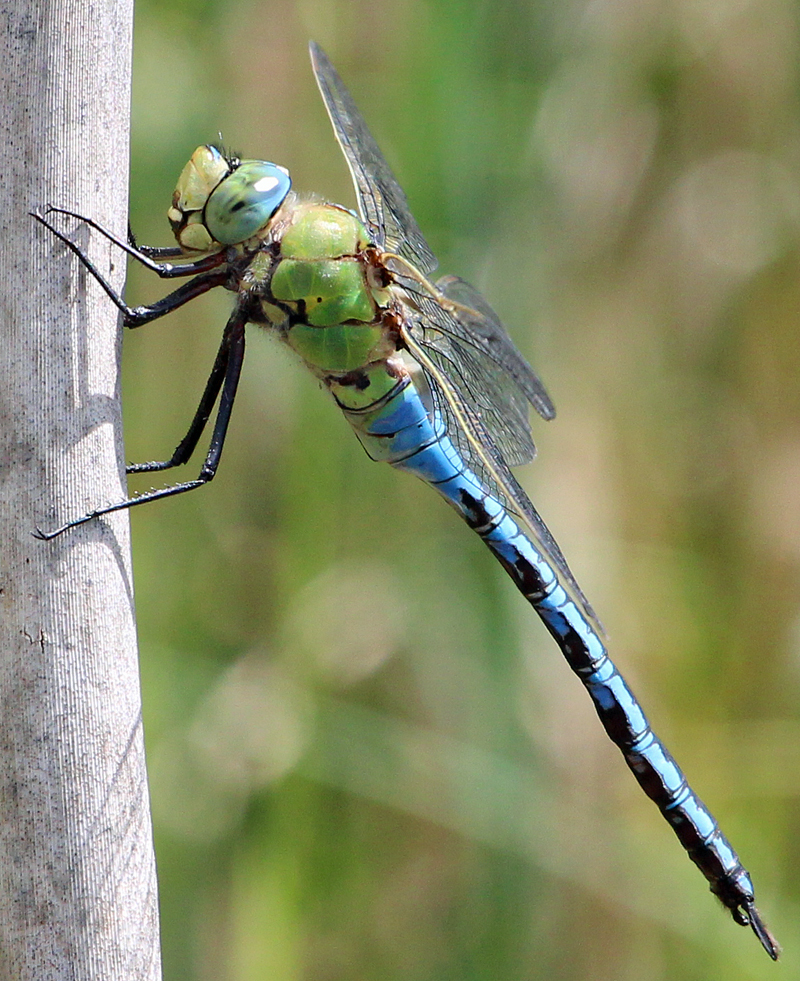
[34,309,248,540]
[127,315,234,477]
[36,207,224,277]
[31,208,230,327]
[128,220,184,260]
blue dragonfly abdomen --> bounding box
[330,357,777,957]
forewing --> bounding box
[401,324,601,632]
[309,41,438,275]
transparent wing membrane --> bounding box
[309,41,438,275]
[398,272,555,466]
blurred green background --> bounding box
[124,0,799,978]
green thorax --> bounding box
[261,200,390,374]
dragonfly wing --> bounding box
[309,41,438,275]
[400,318,601,633]
[434,275,555,423]
[395,272,554,466]
[409,295,535,466]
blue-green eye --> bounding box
[204,160,292,245]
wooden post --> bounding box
[0,1,162,977]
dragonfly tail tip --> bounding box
[745,902,780,961]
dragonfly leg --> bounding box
[123,272,231,328]
[128,220,185,261]
[34,207,226,277]
[33,310,247,541]
[126,315,232,475]
[31,209,230,326]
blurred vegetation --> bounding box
[122,0,800,978]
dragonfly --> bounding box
[32,41,778,958]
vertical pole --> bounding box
[0,1,162,978]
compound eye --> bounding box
[204,161,292,245]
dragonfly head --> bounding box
[168,144,292,253]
